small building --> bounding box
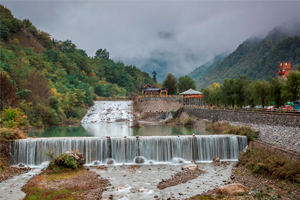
[140,83,168,97]
[180,89,203,106]
[277,62,292,78]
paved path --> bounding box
[0,169,41,200]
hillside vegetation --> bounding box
[0,5,155,128]
[191,25,300,89]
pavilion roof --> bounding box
[179,88,202,95]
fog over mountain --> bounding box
[2,1,300,82]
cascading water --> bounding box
[9,135,247,167]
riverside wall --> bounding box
[184,108,300,127]
[184,108,300,153]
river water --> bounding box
[27,122,208,137]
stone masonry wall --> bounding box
[184,108,300,127]
[138,98,182,113]
[184,108,300,153]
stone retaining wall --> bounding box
[184,108,300,127]
[142,111,171,119]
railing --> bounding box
[95,97,133,101]
[183,105,300,115]
[138,95,183,99]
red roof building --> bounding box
[277,62,292,78]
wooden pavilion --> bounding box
[140,83,168,97]
[180,88,203,106]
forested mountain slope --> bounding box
[194,25,300,89]
[0,5,155,127]
[188,53,228,89]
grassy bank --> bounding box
[237,148,300,183]
[205,122,259,140]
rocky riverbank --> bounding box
[222,121,300,153]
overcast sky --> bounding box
[2,1,300,75]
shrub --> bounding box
[0,128,27,140]
[205,122,259,140]
[170,107,183,119]
[1,107,27,128]
[48,153,80,170]
[184,116,193,127]
[237,148,300,183]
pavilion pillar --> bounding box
[166,92,168,97]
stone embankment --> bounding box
[227,121,300,154]
[184,108,300,153]
[185,108,300,127]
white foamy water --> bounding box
[81,101,133,123]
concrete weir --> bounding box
[9,135,247,167]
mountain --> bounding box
[188,53,229,89]
[193,24,300,89]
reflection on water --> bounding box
[28,122,208,137]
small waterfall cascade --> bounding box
[81,101,133,123]
[9,135,247,166]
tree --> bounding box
[162,73,177,95]
[0,72,18,110]
[285,71,300,101]
[95,48,109,60]
[220,78,235,107]
[152,71,157,82]
[232,75,249,108]
[269,77,284,108]
[250,80,270,108]
[177,75,196,93]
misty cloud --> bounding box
[2,1,300,78]
[157,31,174,39]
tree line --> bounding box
[202,71,300,108]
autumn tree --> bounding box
[0,72,18,110]
[162,73,177,95]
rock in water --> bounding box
[106,159,115,165]
[216,183,248,195]
[213,157,220,162]
[134,156,146,164]
[65,151,85,165]
[181,164,199,171]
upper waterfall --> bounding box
[81,101,133,123]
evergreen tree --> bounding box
[162,73,177,95]
[177,75,196,93]
[152,71,157,82]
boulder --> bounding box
[216,183,248,195]
[65,151,85,165]
[181,164,199,171]
[106,158,115,165]
[134,156,146,164]
[172,158,185,163]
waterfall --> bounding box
[9,135,247,166]
[81,101,133,123]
